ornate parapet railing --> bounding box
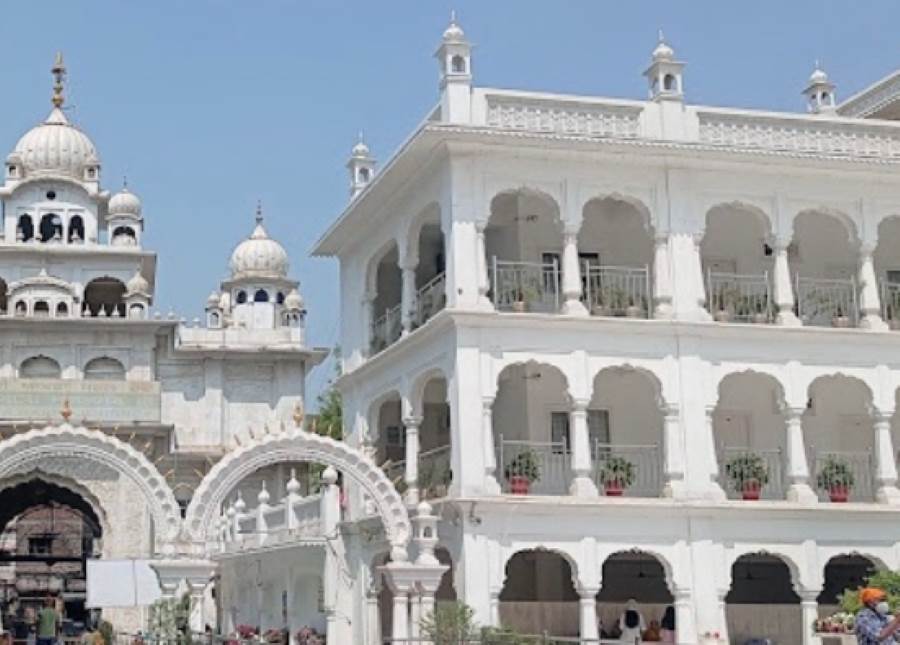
[495,437,572,495]
[484,93,642,139]
[370,303,402,354]
[697,109,900,160]
[706,271,772,323]
[413,272,446,329]
[592,442,662,498]
[489,258,560,313]
[717,446,786,501]
[881,280,900,329]
[582,264,650,318]
[221,490,325,553]
[795,276,858,327]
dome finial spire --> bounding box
[51,52,66,109]
[658,28,665,43]
[255,200,263,225]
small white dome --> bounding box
[351,138,370,159]
[809,67,829,84]
[652,40,675,62]
[206,290,221,307]
[443,11,465,42]
[126,270,150,295]
[229,220,289,280]
[109,187,142,216]
[284,288,304,310]
[12,108,99,180]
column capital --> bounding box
[654,231,670,244]
[563,227,579,242]
[661,402,680,419]
[871,408,894,425]
[578,587,600,599]
[481,396,495,410]
[571,398,590,413]
[772,235,792,251]
[403,416,423,429]
[860,242,877,258]
[781,405,806,421]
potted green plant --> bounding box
[504,449,540,494]
[599,456,636,496]
[831,305,851,328]
[591,290,611,317]
[607,287,628,315]
[816,456,855,502]
[724,453,769,500]
[714,286,742,322]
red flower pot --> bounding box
[605,480,624,496]
[829,485,849,503]
[508,475,531,495]
[742,479,761,501]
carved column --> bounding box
[403,416,422,506]
[799,591,823,645]
[475,221,492,310]
[366,586,381,645]
[772,238,801,326]
[578,588,600,642]
[482,397,501,494]
[673,588,698,645]
[400,261,418,335]
[653,233,674,319]
[873,410,900,504]
[662,404,686,498]
[784,407,817,503]
[858,245,888,330]
[569,399,598,497]
[561,230,587,315]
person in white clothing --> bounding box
[618,598,646,644]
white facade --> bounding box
[0,55,325,633]
[312,17,900,645]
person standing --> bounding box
[659,605,676,643]
[36,597,59,645]
[855,587,900,645]
[618,599,646,644]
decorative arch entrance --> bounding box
[0,424,182,553]
[186,428,412,558]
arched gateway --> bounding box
[185,427,412,558]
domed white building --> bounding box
[0,55,326,635]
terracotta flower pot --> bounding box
[741,479,761,500]
[829,485,849,503]
[604,480,625,496]
[512,301,527,313]
[508,475,531,495]
[714,309,732,322]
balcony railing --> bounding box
[582,264,650,318]
[811,449,875,502]
[418,445,452,499]
[496,437,571,495]
[706,271,772,323]
[881,280,900,330]
[413,272,446,329]
[490,258,560,313]
[795,276,858,327]
[592,442,662,497]
[370,303,402,354]
[717,447,786,500]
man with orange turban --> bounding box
[856,587,900,644]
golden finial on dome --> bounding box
[51,52,66,109]
[292,401,305,428]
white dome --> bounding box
[12,108,99,180]
[109,187,142,216]
[126,270,150,295]
[443,12,465,42]
[652,40,675,62]
[229,221,289,279]
[351,138,370,159]
[206,290,221,307]
[284,288,304,310]
[809,67,829,84]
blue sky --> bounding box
[1,1,898,402]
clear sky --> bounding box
[1,1,898,403]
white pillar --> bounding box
[401,262,418,335]
[653,233,674,319]
[800,592,823,645]
[404,416,422,506]
[662,404,686,498]
[873,411,900,504]
[409,592,422,640]
[670,232,711,321]
[859,246,888,330]
[569,399,599,497]
[391,589,409,643]
[773,239,801,326]
[366,587,381,645]
[703,407,727,501]
[561,230,588,316]
[475,221,492,310]
[784,407,818,504]
[482,397,501,494]
[578,589,600,643]
[674,588,698,645]
[362,290,377,357]
[488,590,500,627]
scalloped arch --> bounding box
[185,429,411,555]
[0,425,182,552]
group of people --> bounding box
[599,600,676,643]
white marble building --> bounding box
[307,16,900,645]
[0,54,326,632]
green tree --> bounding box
[311,348,343,441]
[840,569,900,614]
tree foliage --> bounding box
[840,569,900,614]
[311,347,343,441]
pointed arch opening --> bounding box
[726,553,801,645]
[499,548,579,638]
[83,277,126,318]
[597,551,674,642]
[409,204,446,329]
[367,242,401,354]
